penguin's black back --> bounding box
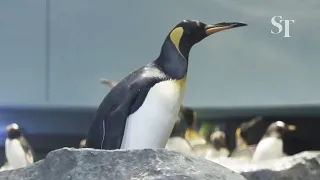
[86,62,171,149]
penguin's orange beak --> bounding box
[205,22,247,36]
[287,125,296,131]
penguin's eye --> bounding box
[184,29,191,35]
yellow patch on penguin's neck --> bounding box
[174,76,187,96]
[174,76,187,111]
[169,28,188,96]
[169,27,186,60]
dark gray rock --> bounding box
[0,148,247,180]
[217,151,320,180]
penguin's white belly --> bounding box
[218,148,230,158]
[120,80,184,149]
[5,139,28,169]
[252,137,283,162]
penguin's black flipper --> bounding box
[85,119,103,149]
[86,64,168,150]
[86,83,142,149]
[100,87,152,149]
[86,88,138,150]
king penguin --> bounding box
[5,123,35,169]
[252,121,296,162]
[86,20,247,150]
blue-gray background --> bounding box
[1,0,319,108]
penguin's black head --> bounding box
[6,123,22,139]
[210,131,227,150]
[265,121,296,138]
[168,20,247,59]
[170,106,197,138]
[179,106,197,128]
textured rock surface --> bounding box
[215,151,320,180]
[0,148,247,180]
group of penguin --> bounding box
[0,111,296,171]
[233,116,296,162]
[0,19,297,170]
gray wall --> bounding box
[0,0,319,108]
[0,1,46,106]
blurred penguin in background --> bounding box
[235,128,247,149]
[182,107,206,146]
[237,116,264,149]
[165,110,194,156]
[5,123,35,169]
[79,138,87,148]
[231,116,264,161]
[252,121,296,162]
[209,130,229,158]
[193,129,229,160]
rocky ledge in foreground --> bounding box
[216,151,320,180]
[0,148,247,180]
